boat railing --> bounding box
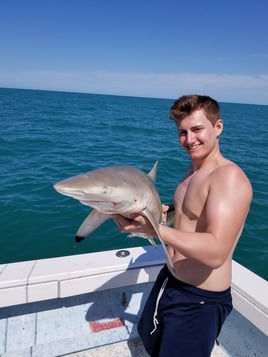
[0,245,267,336]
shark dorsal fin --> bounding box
[147,161,158,182]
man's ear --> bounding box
[215,119,223,138]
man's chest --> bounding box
[174,174,209,221]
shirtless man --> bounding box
[114,95,252,356]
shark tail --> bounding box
[142,211,176,276]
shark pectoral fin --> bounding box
[75,209,111,242]
[76,236,86,243]
[147,237,157,247]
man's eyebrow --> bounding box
[179,125,203,131]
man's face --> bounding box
[176,109,223,160]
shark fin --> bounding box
[126,232,157,247]
[147,161,158,182]
[75,209,111,242]
[142,209,176,275]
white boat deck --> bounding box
[0,246,267,356]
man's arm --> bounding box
[159,165,252,268]
[115,165,252,269]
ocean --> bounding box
[0,88,267,280]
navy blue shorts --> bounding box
[138,265,233,357]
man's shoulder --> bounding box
[211,160,252,192]
[213,160,245,177]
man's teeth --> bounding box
[189,144,200,150]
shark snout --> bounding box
[53,183,86,199]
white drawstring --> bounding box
[150,277,168,335]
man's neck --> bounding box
[191,149,223,172]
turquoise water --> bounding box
[0,88,267,280]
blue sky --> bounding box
[0,0,268,105]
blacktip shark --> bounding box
[53,161,175,272]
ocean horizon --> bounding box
[1,87,267,280]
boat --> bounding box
[0,245,267,356]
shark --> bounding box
[53,161,175,272]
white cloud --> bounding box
[1,70,268,105]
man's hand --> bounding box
[113,214,156,238]
[161,204,175,225]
